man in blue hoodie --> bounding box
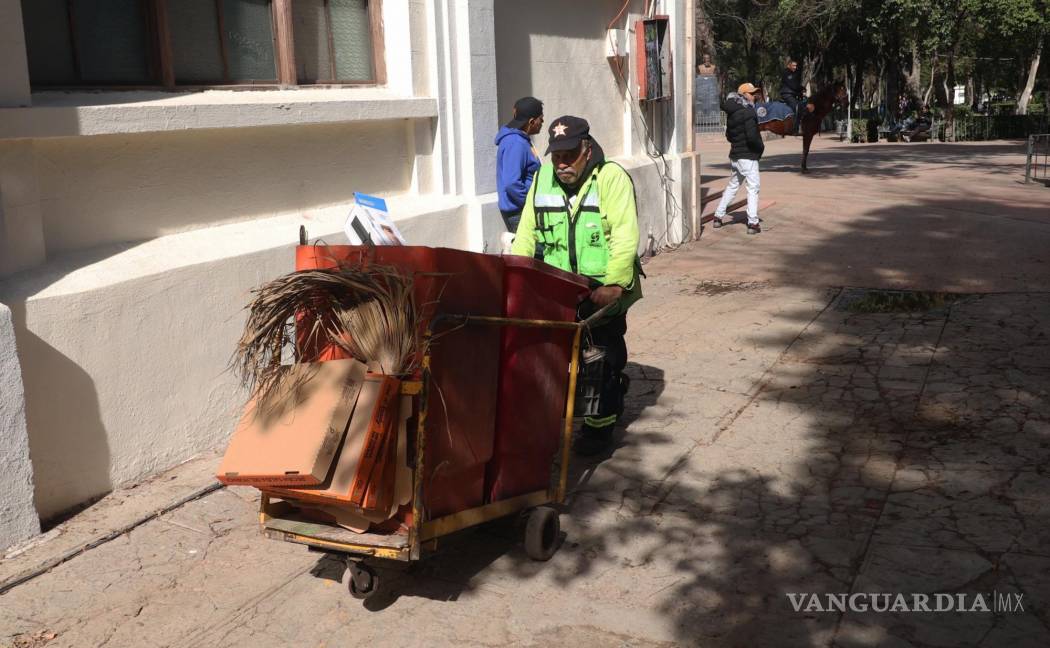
[495,96,543,232]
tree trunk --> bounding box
[802,54,821,95]
[906,42,922,98]
[945,50,959,140]
[1016,38,1043,116]
[946,54,956,106]
[923,58,937,106]
[851,62,864,110]
[874,63,883,113]
[887,54,901,120]
[695,3,715,58]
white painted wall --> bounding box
[0,303,40,550]
[494,0,642,158]
[0,140,46,275]
[0,0,695,535]
[0,196,470,519]
[494,0,698,248]
[0,0,30,107]
[32,121,413,255]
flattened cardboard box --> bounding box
[217,358,368,486]
[267,382,414,526]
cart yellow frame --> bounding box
[259,309,602,564]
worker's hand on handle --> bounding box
[590,285,623,308]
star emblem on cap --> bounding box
[552,123,567,137]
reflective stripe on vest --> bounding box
[531,164,610,280]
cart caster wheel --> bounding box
[524,506,560,561]
[345,561,379,600]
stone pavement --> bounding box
[2,138,1049,647]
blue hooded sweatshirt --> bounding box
[495,126,540,215]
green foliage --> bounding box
[700,0,1048,114]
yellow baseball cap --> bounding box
[738,83,759,94]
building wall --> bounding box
[0,0,693,534]
[0,0,29,107]
[31,121,415,255]
[495,0,698,247]
[0,196,470,520]
[494,0,640,158]
[0,303,39,549]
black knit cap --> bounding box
[545,115,590,154]
[506,96,543,129]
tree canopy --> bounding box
[698,0,1048,117]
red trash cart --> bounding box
[259,245,602,599]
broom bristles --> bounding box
[231,264,423,408]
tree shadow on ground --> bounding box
[385,189,1047,646]
[563,190,1050,646]
[752,142,1028,179]
[314,187,1049,646]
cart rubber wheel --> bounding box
[346,561,379,600]
[524,506,560,561]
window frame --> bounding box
[25,0,386,90]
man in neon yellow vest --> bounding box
[511,115,643,456]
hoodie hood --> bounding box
[495,125,529,146]
[721,92,750,114]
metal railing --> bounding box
[1026,134,1050,185]
[695,110,726,134]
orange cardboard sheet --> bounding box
[268,388,414,525]
[217,359,368,487]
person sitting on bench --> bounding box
[901,106,932,142]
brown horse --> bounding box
[758,84,848,172]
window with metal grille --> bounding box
[20,0,384,89]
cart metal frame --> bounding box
[260,309,604,577]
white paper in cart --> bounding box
[344,193,407,246]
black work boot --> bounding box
[573,422,615,456]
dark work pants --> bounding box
[501,210,521,233]
[585,313,628,427]
[781,93,801,133]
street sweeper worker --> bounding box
[511,115,642,456]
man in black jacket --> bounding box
[713,83,764,235]
[780,60,804,134]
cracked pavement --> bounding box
[2,138,1049,647]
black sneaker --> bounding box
[573,422,614,456]
[747,223,761,235]
[711,217,724,229]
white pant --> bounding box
[714,158,760,225]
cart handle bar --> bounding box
[430,303,613,333]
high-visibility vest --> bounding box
[531,162,617,281]
[527,160,643,318]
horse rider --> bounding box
[780,59,804,134]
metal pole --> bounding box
[408,352,431,560]
[846,68,852,142]
[1043,135,1049,182]
[556,327,584,505]
[1026,135,1034,184]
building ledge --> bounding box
[0,193,469,300]
[0,89,438,140]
